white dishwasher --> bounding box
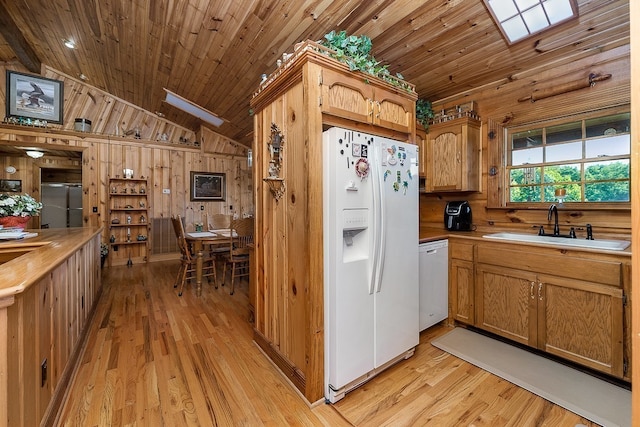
[419,239,448,331]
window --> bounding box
[507,112,630,205]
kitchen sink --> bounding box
[482,232,631,251]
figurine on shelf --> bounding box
[127,215,132,224]
[140,215,146,223]
[139,187,146,194]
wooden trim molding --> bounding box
[253,330,306,396]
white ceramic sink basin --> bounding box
[483,232,631,251]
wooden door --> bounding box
[538,274,624,377]
[320,67,373,124]
[427,123,462,191]
[372,88,414,133]
[450,258,475,325]
[475,263,538,347]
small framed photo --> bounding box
[190,171,226,201]
[0,179,22,192]
[6,70,64,124]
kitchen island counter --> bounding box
[0,226,102,427]
[0,227,102,298]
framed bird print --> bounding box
[6,70,64,124]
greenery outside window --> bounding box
[507,112,630,206]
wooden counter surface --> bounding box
[0,226,102,298]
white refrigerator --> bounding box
[323,126,419,403]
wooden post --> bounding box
[0,296,15,427]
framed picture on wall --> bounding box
[0,179,22,192]
[190,171,226,201]
[5,70,64,124]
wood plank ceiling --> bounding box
[0,0,629,147]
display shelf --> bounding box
[108,177,150,266]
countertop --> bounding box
[419,225,631,256]
[419,226,450,243]
[0,227,102,298]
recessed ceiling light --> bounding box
[484,0,578,44]
[79,73,88,81]
[63,39,76,49]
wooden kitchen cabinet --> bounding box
[475,263,537,347]
[320,66,415,134]
[250,40,418,403]
[475,242,626,378]
[425,116,480,192]
[449,239,475,325]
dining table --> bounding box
[184,229,234,296]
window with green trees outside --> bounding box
[507,112,630,205]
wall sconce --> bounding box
[247,149,253,168]
[26,150,44,159]
[264,177,285,201]
[263,123,285,202]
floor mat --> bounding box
[431,328,631,427]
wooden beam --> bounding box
[0,3,41,73]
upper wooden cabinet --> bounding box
[425,116,481,192]
[320,67,415,134]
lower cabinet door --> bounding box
[475,263,538,348]
[538,274,624,378]
[450,259,475,325]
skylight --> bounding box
[163,89,225,127]
[484,0,578,44]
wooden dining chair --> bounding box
[171,215,217,296]
[204,212,232,266]
[205,213,231,231]
[221,217,254,295]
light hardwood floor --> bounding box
[56,261,598,426]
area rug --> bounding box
[431,328,631,427]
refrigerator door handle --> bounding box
[370,155,380,295]
[375,147,386,294]
[370,141,386,294]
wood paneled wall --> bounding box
[0,65,253,263]
[420,45,631,236]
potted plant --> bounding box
[319,30,412,92]
[318,31,432,129]
[416,98,434,132]
[0,193,43,229]
[100,243,109,268]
